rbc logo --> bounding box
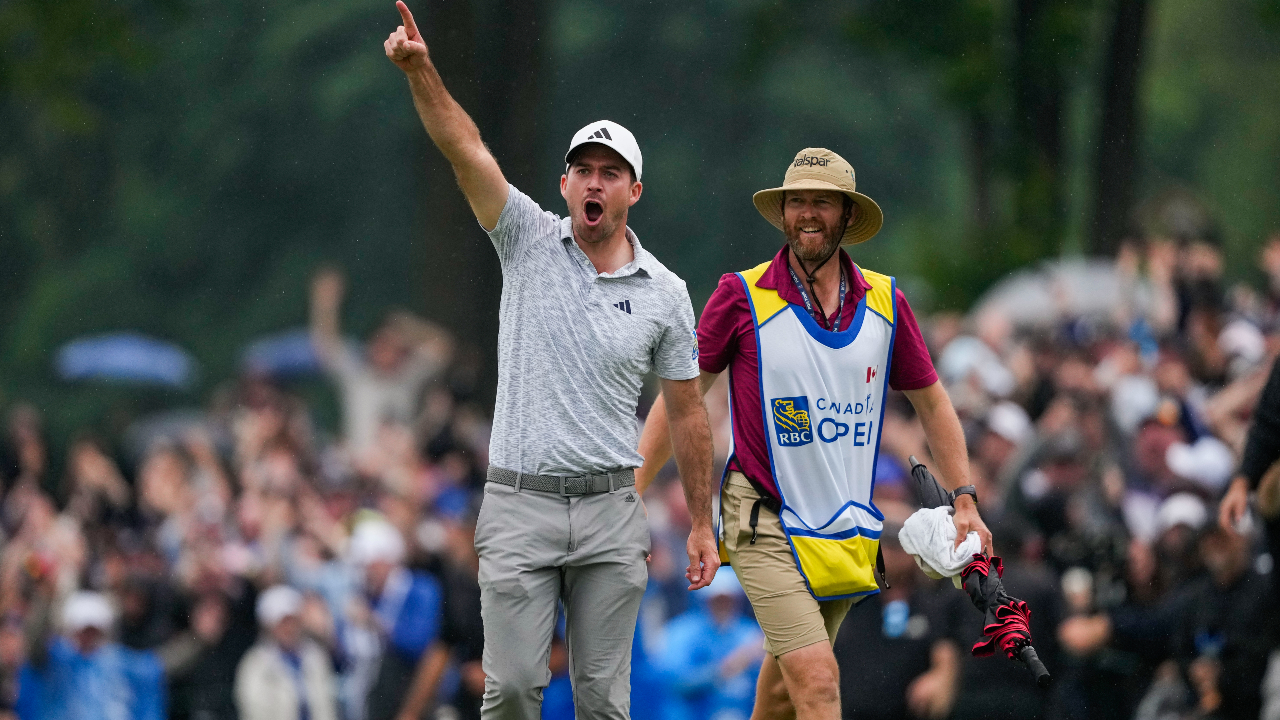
[772,397,813,446]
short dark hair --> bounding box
[566,146,636,183]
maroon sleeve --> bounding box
[888,288,938,392]
[697,273,749,375]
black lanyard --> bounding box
[788,264,846,332]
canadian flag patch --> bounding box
[866,366,877,383]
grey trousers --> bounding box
[473,480,650,720]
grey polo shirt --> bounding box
[485,184,699,476]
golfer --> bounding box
[385,5,719,719]
[637,148,992,720]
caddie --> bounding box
[637,148,992,720]
[384,4,719,719]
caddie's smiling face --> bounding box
[560,143,642,245]
[783,189,854,263]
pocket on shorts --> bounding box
[736,495,785,546]
[629,493,652,555]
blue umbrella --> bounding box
[56,332,196,388]
[240,328,360,378]
[241,328,322,378]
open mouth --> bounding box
[584,199,604,225]
[799,225,824,240]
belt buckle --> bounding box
[561,476,587,496]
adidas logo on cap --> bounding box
[565,120,643,181]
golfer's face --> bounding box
[560,144,640,244]
[783,189,849,261]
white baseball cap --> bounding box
[1155,492,1208,535]
[256,585,303,628]
[986,401,1033,445]
[564,120,643,181]
[347,518,406,567]
[1165,437,1235,492]
[62,591,115,633]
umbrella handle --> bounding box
[1017,645,1051,688]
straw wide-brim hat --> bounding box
[752,148,884,245]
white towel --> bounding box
[898,506,984,589]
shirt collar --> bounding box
[758,244,871,305]
[560,217,651,278]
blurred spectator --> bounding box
[62,435,131,534]
[234,585,338,720]
[414,506,485,720]
[3,219,1280,720]
[657,569,762,720]
[345,519,442,720]
[1062,525,1274,720]
[309,269,453,456]
[165,591,251,720]
[1170,527,1276,719]
[18,591,166,720]
[1221,354,1280,594]
[975,400,1034,483]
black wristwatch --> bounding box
[949,485,978,506]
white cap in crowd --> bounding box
[936,336,1016,398]
[347,518,406,566]
[987,401,1033,445]
[1165,437,1235,492]
[1155,492,1208,536]
[62,591,115,633]
[256,585,303,628]
[564,120,643,181]
[1110,375,1159,434]
[703,568,744,599]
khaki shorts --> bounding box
[721,472,854,657]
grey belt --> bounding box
[487,466,635,495]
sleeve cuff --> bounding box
[892,370,939,392]
[481,183,518,237]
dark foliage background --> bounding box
[4,0,1280,446]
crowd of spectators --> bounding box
[2,231,1280,720]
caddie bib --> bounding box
[724,258,896,600]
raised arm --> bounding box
[309,268,345,366]
[384,1,508,230]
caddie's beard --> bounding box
[784,221,842,265]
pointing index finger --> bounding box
[396,1,419,40]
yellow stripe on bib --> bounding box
[788,534,881,598]
[740,260,895,328]
[739,261,789,326]
[858,266,895,324]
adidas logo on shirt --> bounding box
[613,300,632,314]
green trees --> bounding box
[2,0,425,435]
[842,0,1133,286]
[4,0,1280,445]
